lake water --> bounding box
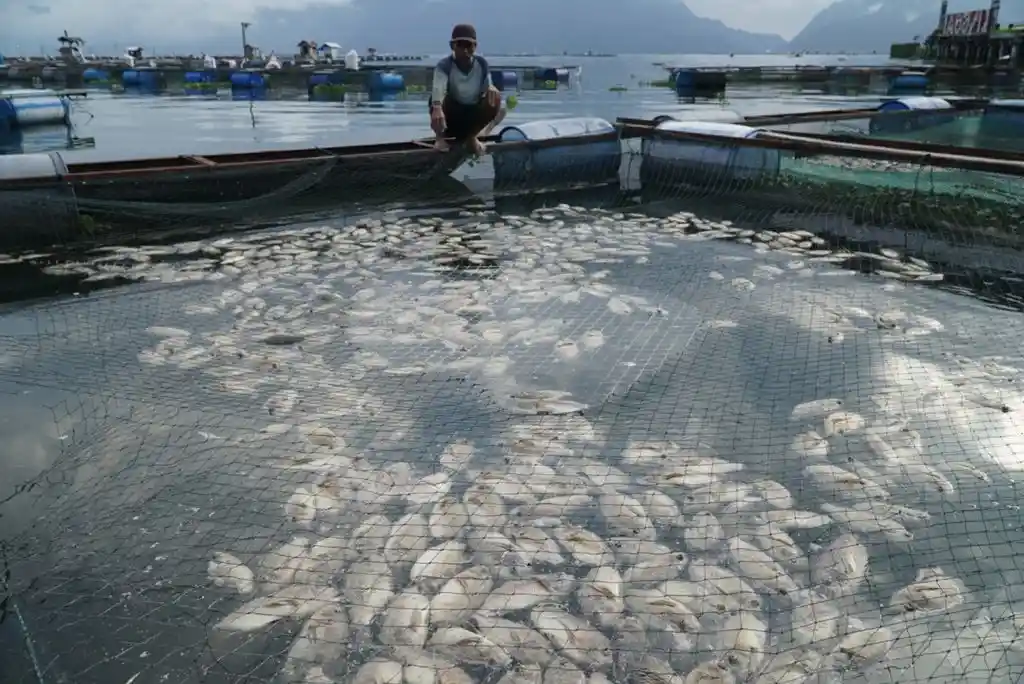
[9,52,911,161]
[2,53,1024,684]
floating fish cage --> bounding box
[492,117,621,192]
[617,113,1024,242]
[2,105,1024,247]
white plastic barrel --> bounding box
[870,96,954,135]
[651,109,744,125]
[493,117,621,190]
[641,120,781,187]
[0,151,68,180]
[345,50,360,70]
[0,89,68,126]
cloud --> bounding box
[0,0,836,53]
[0,0,353,53]
[685,0,840,39]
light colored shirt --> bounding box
[432,55,492,106]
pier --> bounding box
[894,0,1024,69]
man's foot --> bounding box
[434,138,450,152]
[468,137,486,156]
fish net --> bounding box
[2,129,1024,684]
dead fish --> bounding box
[429,626,512,667]
[790,398,844,421]
[640,489,682,526]
[753,649,824,684]
[833,622,893,667]
[554,525,615,566]
[724,537,800,597]
[347,514,393,561]
[804,464,890,503]
[257,535,311,594]
[531,604,612,669]
[822,410,865,437]
[385,513,431,569]
[683,512,725,554]
[598,490,657,542]
[683,662,734,684]
[888,567,965,614]
[208,551,255,595]
[544,656,587,684]
[352,658,404,684]
[279,604,350,680]
[687,560,761,612]
[410,540,469,593]
[468,613,556,665]
[215,584,338,632]
[430,565,494,624]
[789,431,829,461]
[819,503,913,544]
[625,589,702,635]
[578,566,625,628]
[715,611,766,676]
[430,496,471,539]
[498,663,544,684]
[788,589,842,646]
[479,573,576,614]
[810,532,867,596]
[506,523,566,566]
[344,552,394,628]
[757,509,831,531]
[379,589,431,648]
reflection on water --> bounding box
[0,195,1022,683]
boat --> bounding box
[0,136,497,207]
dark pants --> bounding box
[430,96,500,141]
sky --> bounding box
[0,0,845,55]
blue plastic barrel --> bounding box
[82,67,109,82]
[534,67,570,84]
[492,117,620,190]
[309,73,331,87]
[490,70,519,92]
[869,96,953,135]
[640,120,780,189]
[122,69,140,86]
[673,69,697,96]
[888,71,929,94]
[230,71,267,89]
[367,71,404,92]
[184,71,213,84]
[979,99,1024,149]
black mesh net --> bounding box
[1,118,1024,684]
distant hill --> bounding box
[254,0,789,55]
[790,0,1024,54]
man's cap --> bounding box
[451,24,477,43]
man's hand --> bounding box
[486,86,501,108]
[430,103,445,130]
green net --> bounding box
[0,121,1023,684]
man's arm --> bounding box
[431,59,450,107]
[477,56,493,96]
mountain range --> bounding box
[789,0,1023,53]
[4,0,1013,57]
[254,0,790,56]
[251,0,1011,57]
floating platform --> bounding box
[657,63,1022,88]
[0,61,581,92]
